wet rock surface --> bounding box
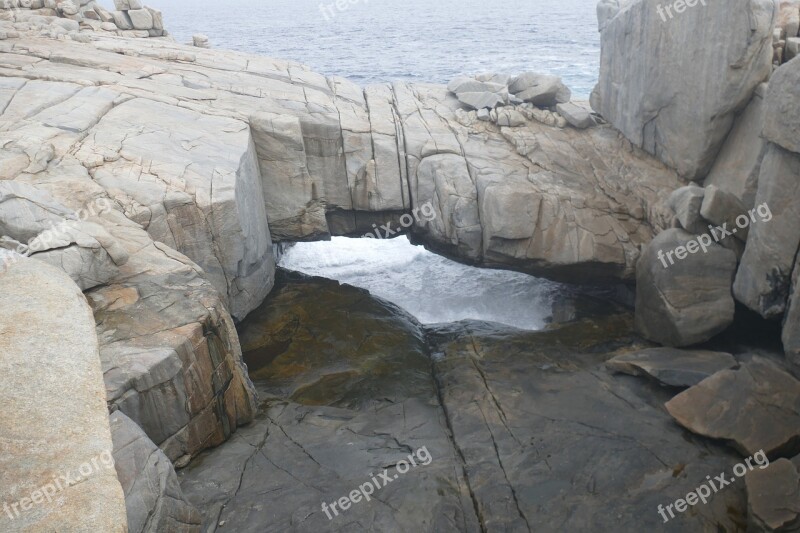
[179,270,749,532]
[605,348,739,388]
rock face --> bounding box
[734,142,800,319]
[110,411,202,533]
[666,357,800,457]
[635,229,737,347]
[592,0,774,180]
[0,257,127,532]
[704,83,768,209]
[605,348,738,388]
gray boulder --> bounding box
[635,229,737,346]
[110,411,202,533]
[667,184,707,234]
[591,0,774,180]
[734,144,800,319]
[700,185,750,242]
[556,101,595,129]
[508,72,571,107]
[455,91,505,110]
[126,8,152,30]
[763,56,800,154]
[704,84,768,209]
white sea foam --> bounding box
[279,236,560,330]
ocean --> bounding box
[146,0,600,98]
[146,0,602,329]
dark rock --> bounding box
[605,348,738,388]
[745,458,800,532]
[179,270,479,532]
[427,316,745,531]
[635,228,737,347]
[666,357,800,457]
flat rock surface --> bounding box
[606,348,739,388]
[180,271,747,532]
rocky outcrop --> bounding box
[592,0,774,180]
[666,357,800,457]
[110,411,202,533]
[635,228,737,346]
[0,257,127,532]
[0,1,165,40]
[0,30,684,291]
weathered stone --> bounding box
[635,229,737,347]
[700,184,750,242]
[764,56,800,154]
[447,76,506,95]
[110,411,202,533]
[454,90,505,110]
[508,72,571,106]
[556,101,595,129]
[734,144,800,319]
[745,458,800,532]
[606,348,738,388]
[667,184,707,234]
[704,84,768,209]
[0,257,127,532]
[591,0,774,180]
[111,9,131,30]
[75,97,275,320]
[666,357,800,457]
[494,107,526,127]
[126,8,152,30]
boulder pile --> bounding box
[0,0,165,40]
[447,71,598,130]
